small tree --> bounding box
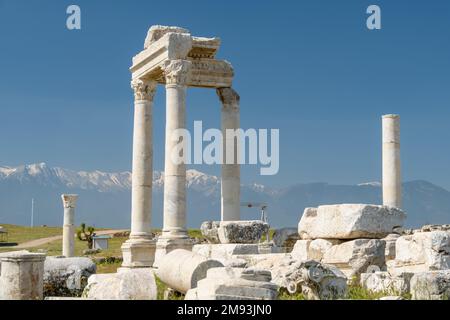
[77,223,95,249]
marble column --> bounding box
[61,194,78,257]
[382,114,402,208]
[156,60,192,264]
[217,88,241,221]
[121,79,157,268]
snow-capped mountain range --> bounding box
[1,163,449,229]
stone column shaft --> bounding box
[121,79,157,268]
[162,83,187,237]
[61,194,77,258]
[217,88,241,221]
[382,114,402,208]
[156,60,192,265]
[131,96,153,238]
[160,60,191,240]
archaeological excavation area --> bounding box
[1,26,449,301]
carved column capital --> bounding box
[217,87,240,109]
[61,194,78,208]
[131,79,157,101]
[162,60,192,86]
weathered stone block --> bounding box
[298,204,406,240]
[0,251,46,300]
[290,240,311,261]
[272,259,348,300]
[185,267,278,300]
[200,220,269,245]
[200,221,221,244]
[272,228,300,251]
[360,271,413,295]
[83,268,157,300]
[388,231,450,275]
[322,239,386,280]
[43,256,96,297]
[383,234,400,262]
[410,270,450,300]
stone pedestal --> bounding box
[382,114,402,208]
[156,60,192,263]
[217,88,241,221]
[61,194,78,258]
[0,252,46,300]
[121,79,157,268]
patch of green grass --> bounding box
[278,289,307,300]
[347,284,411,300]
[96,260,122,274]
[260,229,276,242]
[188,229,203,239]
[155,275,184,300]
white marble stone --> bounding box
[217,220,269,244]
[0,251,46,300]
[157,249,223,294]
[200,221,221,244]
[121,79,157,268]
[253,255,347,300]
[131,26,233,88]
[383,233,400,262]
[44,256,96,297]
[193,243,262,263]
[155,60,192,262]
[83,268,157,300]
[217,87,241,221]
[410,270,450,300]
[322,239,386,280]
[382,114,402,208]
[360,271,413,295]
[388,231,450,275]
[61,194,78,258]
[185,267,278,300]
[272,228,300,251]
[298,204,406,240]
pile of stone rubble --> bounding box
[361,225,450,299]
[186,204,450,300]
[292,204,405,281]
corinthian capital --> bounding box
[131,79,157,101]
[217,87,240,107]
[61,194,78,208]
[162,60,192,85]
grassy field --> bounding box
[0,225,208,274]
[0,224,62,246]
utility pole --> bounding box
[31,198,34,228]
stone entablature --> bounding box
[130,27,234,88]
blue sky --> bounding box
[0,0,449,189]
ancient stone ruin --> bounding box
[1,25,449,301]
